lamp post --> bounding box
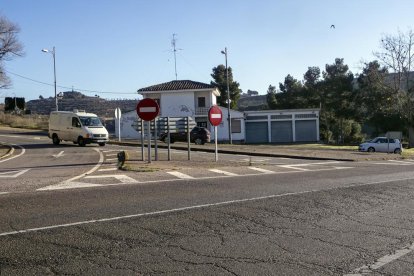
[42,46,58,111]
[221,47,232,144]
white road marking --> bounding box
[0,144,25,163]
[106,158,118,161]
[85,174,136,183]
[167,171,194,179]
[278,165,310,171]
[37,148,104,191]
[38,181,103,191]
[345,242,414,276]
[0,169,30,178]
[0,192,9,195]
[52,151,64,158]
[105,153,118,157]
[98,168,118,172]
[33,137,41,140]
[333,166,352,170]
[209,169,238,176]
[388,160,414,165]
[248,167,274,173]
[4,176,414,237]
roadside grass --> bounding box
[286,143,358,150]
[0,113,48,130]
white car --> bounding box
[358,137,402,154]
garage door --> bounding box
[246,122,268,143]
[295,120,317,142]
[271,121,293,143]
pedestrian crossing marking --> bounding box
[209,169,238,176]
[167,171,194,179]
[248,167,274,174]
[98,168,118,172]
[84,175,136,183]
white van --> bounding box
[48,110,109,146]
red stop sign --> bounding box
[208,105,223,126]
[136,98,160,121]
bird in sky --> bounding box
[330,24,335,29]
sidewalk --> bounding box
[109,139,404,162]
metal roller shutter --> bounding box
[295,120,317,142]
[246,122,268,143]
[271,121,293,143]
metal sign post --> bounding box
[214,126,218,162]
[154,119,158,161]
[167,117,171,161]
[208,105,223,162]
[140,120,144,161]
[136,98,160,164]
[115,108,122,142]
[187,116,191,161]
[147,121,151,163]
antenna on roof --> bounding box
[171,34,183,80]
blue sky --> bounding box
[1,0,413,101]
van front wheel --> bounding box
[78,137,86,147]
[98,143,106,146]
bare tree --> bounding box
[374,28,414,146]
[0,15,24,89]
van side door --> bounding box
[68,117,82,142]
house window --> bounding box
[198,97,206,108]
[197,121,207,128]
[231,119,241,133]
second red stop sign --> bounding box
[208,105,223,126]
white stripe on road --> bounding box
[0,144,25,163]
[279,165,310,171]
[105,154,118,157]
[167,171,194,179]
[85,175,136,183]
[37,148,104,191]
[388,160,414,165]
[345,242,414,275]
[3,176,414,237]
[248,167,274,173]
[52,151,64,158]
[0,192,9,195]
[209,169,238,176]
[98,168,118,172]
[106,158,118,161]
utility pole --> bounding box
[221,47,232,144]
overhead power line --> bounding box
[5,70,138,95]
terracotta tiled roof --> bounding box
[138,80,216,92]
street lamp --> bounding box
[221,47,232,144]
[42,46,58,111]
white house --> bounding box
[136,80,245,142]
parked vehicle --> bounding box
[358,137,402,154]
[48,110,109,147]
[159,126,211,145]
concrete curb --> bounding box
[108,140,355,162]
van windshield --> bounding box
[79,116,103,127]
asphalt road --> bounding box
[1,128,414,275]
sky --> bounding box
[1,0,413,102]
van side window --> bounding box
[72,117,81,128]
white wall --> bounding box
[211,107,245,142]
[161,92,195,117]
[115,110,140,139]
